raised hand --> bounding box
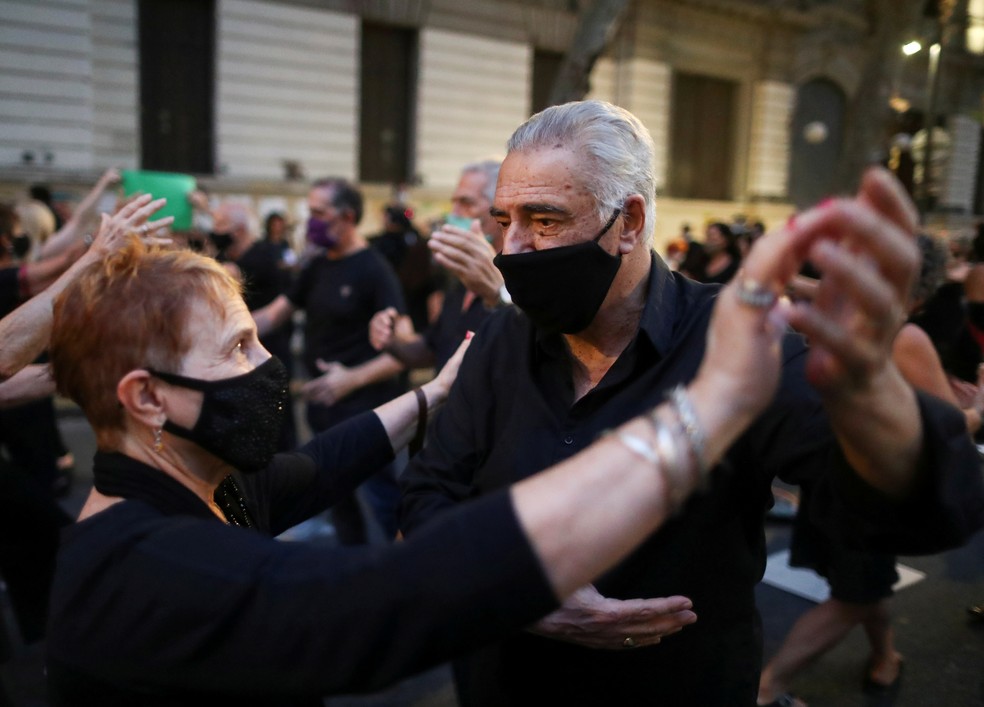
[428,221,504,306]
[90,194,173,259]
[786,168,919,398]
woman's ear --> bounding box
[618,194,648,254]
[117,370,165,429]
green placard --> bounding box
[121,170,196,231]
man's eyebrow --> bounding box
[489,203,572,218]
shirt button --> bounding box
[564,435,574,445]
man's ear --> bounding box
[117,370,166,430]
[618,194,648,254]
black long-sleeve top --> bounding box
[45,412,557,706]
[399,253,984,706]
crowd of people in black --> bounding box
[0,100,981,707]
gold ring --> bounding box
[622,637,637,649]
[735,278,777,309]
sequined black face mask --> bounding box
[148,356,289,474]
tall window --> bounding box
[138,0,215,173]
[531,49,564,115]
[360,22,417,184]
[668,72,737,201]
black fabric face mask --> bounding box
[494,208,622,335]
[11,234,30,258]
[209,231,234,252]
[148,356,289,474]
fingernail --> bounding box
[818,197,836,208]
[465,331,474,340]
[786,214,797,229]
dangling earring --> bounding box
[153,427,164,453]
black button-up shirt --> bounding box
[400,253,984,705]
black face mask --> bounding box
[10,234,30,259]
[209,231,234,252]
[494,208,622,335]
[148,356,289,474]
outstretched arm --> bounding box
[39,168,121,261]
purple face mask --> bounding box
[306,216,338,249]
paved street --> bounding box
[2,406,982,706]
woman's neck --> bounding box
[115,437,229,521]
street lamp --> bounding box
[902,40,923,56]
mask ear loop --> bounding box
[593,207,622,243]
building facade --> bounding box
[2,0,983,244]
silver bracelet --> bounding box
[650,416,693,510]
[611,430,659,464]
[667,385,708,481]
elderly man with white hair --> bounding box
[399,100,984,706]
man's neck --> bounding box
[326,232,367,259]
[563,254,651,401]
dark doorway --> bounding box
[788,78,845,209]
[975,126,984,216]
[138,0,215,174]
[668,72,737,201]
[532,49,564,115]
[360,22,417,184]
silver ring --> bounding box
[735,278,777,309]
[622,637,637,649]
[140,224,149,235]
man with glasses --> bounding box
[399,101,984,705]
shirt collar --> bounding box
[638,251,679,359]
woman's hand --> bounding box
[425,333,473,403]
[89,193,173,259]
[786,168,919,400]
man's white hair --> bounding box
[219,201,258,237]
[460,159,501,203]
[506,100,657,245]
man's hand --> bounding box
[370,307,415,352]
[428,221,504,306]
[527,584,696,650]
[302,359,359,407]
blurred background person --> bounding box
[253,178,408,545]
[687,221,741,284]
[370,204,443,334]
[370,160,507,380]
